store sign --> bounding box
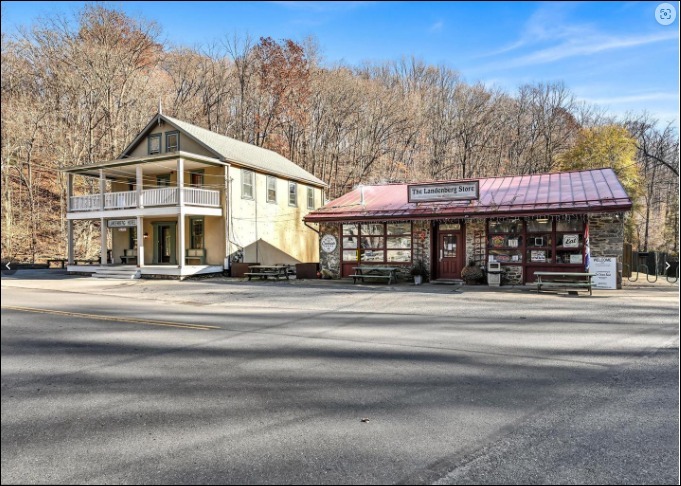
[563,234,579,248]
[107,219,136,228]
[591,257,617,289]
[320,234,337,253]
[408,181,479,203]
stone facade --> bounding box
[588,213,625,288]
[412,220,432,280]
[319,222,341,279]
[464,219,486,267]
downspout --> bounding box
[304,221,320,234]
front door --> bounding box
[153,222,177,265]
[437,231,464,279]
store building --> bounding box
[304,168,632,287]
[63,113,326,279]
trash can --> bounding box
[487,262,501,287]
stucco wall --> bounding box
[230,167,322,265]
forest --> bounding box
[1,5,678,263]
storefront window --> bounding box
[341,222,412,263]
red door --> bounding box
[437,231,463,279]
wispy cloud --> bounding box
[429,21,444,33]
[501,31,678,69]
[476,3,679,71]
[581,92,679,105]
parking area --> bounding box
[1,272,679,484]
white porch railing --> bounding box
[183,187,221,207]
[143,187,178,206]
[70,194,101,211]
[69,187,221,211]
[104,191,138,209]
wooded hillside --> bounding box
[2,5,678,262]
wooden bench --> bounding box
[185,248,206,265]
[351,266,399,284]
[534,271,595,296]
[120,249,138,264]
[47,259,68,269]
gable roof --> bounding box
[120,114,326,187]
[304,168,632,222]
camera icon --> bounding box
[656,3,677,25]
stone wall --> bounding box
[588,213,625,288]
[412,220,432,280]
[464,219,486,267]
[319,222,341,279]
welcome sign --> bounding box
[408,181,479,203]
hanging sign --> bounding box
[408,181,479,203]
[320,234,337,253]
[591,257,617,289]
[107,219,136,228]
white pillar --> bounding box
[100,217,107,265]
[136,165,144,208]
[67,173,73,212]
[99,169,105,210]
[137,216,144,268]
[67,220,74,265]
[178,213,186,270]
[177,158,185,207]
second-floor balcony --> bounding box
[69,187,221,212]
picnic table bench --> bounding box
[244,264,290,281]
[47,259,68,269]
[534,271,595,296]
[351,266,399,284]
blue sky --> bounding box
[2,1,679,124]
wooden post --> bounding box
[100,217,107,265]
[67,219,74,265]
[177,158,185,269]
[136,165,144,208]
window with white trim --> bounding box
[307,187,315,209]
[267,176,277,203]
[242,170,254,199]
[289,181,297,206]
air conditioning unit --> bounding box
[488,262,502,287]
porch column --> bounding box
[136,165,144,208]
[100,217,107,265]
[99,169,105,210]
[136,216,145,268]
[178,213,186,270]
[66,173,73,212]
[177,158,185,270]
[177,158,185,206]
[67,220,74,265]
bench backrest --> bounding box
[186,248,205,257]
[124,249,137,257]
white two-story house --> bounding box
[63,113,326,278]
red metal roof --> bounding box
[305,168,632,222]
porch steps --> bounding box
[92,266,141,279]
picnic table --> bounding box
[534,271,595,296]
[244,264,290,281]
[351,266,399,284]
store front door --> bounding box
[152,222,177,265]
[436,227,464,280]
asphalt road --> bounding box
[1,275,679,484]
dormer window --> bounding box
[148,134,161,155]
[166,131,179,152]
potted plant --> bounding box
[410,260,429,285]
[461,259,484,285]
